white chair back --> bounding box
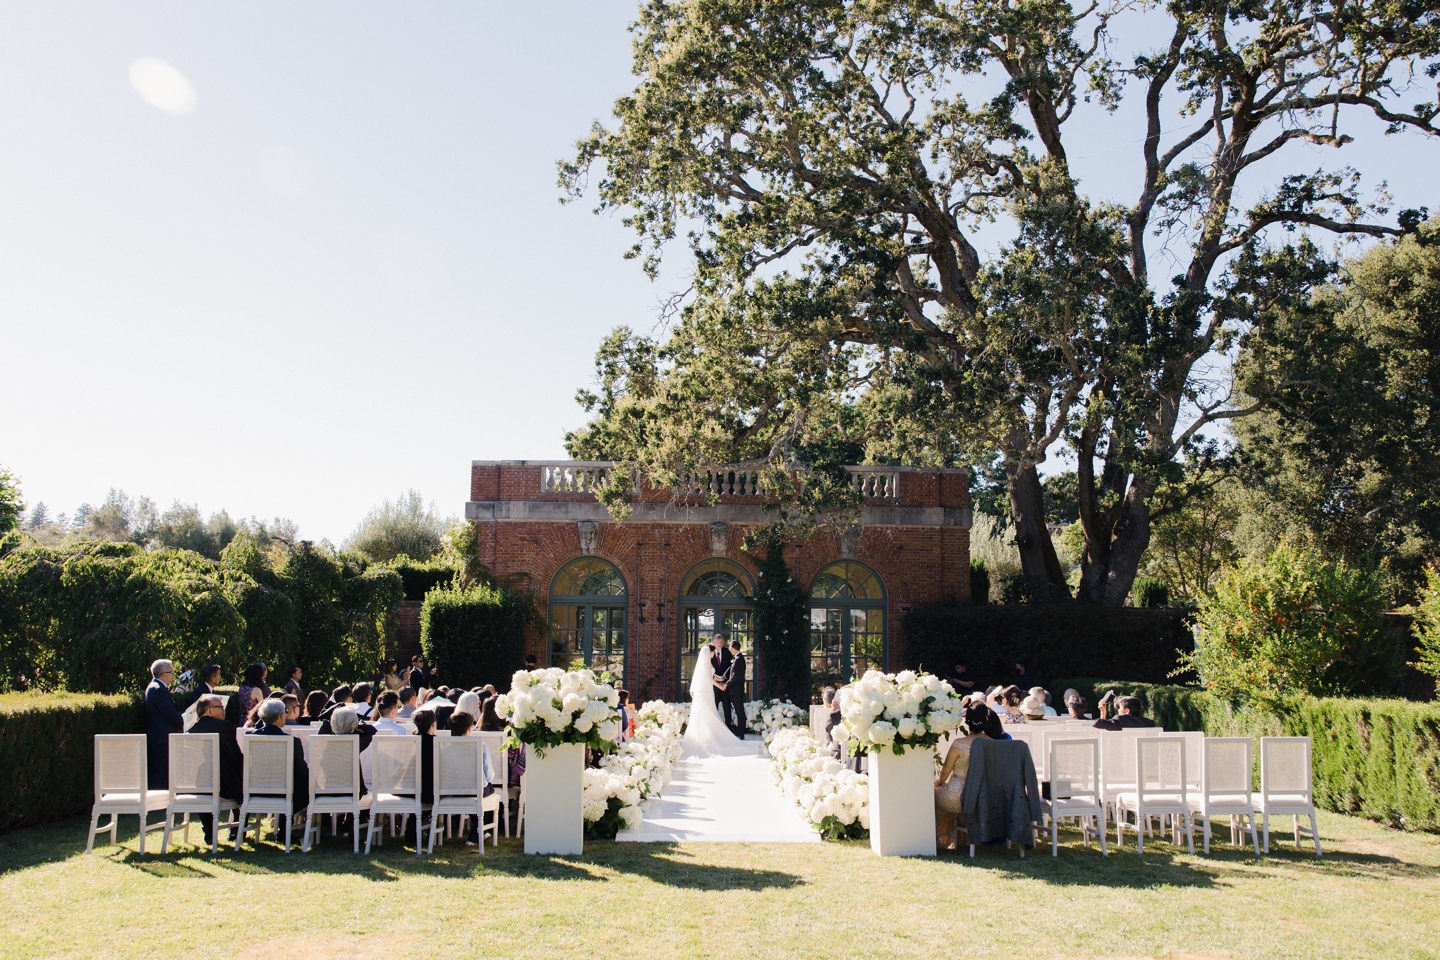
[1202,737,1253,799]
[1175,731,1204,789]
[168,733,218,795]
[1260,736,1313,802]
[371,736,421,795]
[243,735,294,798]
[435,737,483,798]
[1136,736,1187,801]
[1050,738,1100,802]
[476,732,507,788]
[309,735,361,799]
[1099,729,1146,794]
[94,735,146,800]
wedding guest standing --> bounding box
[236,663,270,719]
[144,660,185,789]
[283,665,303,699]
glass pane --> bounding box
[809,561,883,601]
[548,605,585,669]
[809,607,844,701]
[680,606,716,702]
[552,558,626,597]
[850,607,884,679]
[591,606,626,683]
[680,559,753,598]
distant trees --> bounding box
[0,468,22,535]
[345,490,451,564]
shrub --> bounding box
[345,490,448,563]
[0,691,143,831]
[1183,544,1394,705]
[1132,577,1170,608]
[904,602,1194,688]
[420,583,534,690]
[1057,678,1440,833]
[1410,565,1440,681]
[969,559,990,605]
[996,574,1069,605]
[749,537,809,703]
[386,555,457,602]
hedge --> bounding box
[1057,678,1440,833]
[420,583,533,690]
[0,691,143,832]
[904,602,1194,689]
[386,557,457,603]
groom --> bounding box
[720,639,746,737]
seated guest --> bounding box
[1001,685,1026,722]
[1093,695,1156,730]
[1062,688,1090,719]
[295,690,328,725]
[145,659,184,789]
[397,687,418,720]
[283,665,303,698]
[482,683,497,700]
[352,682,375,718]
[371,692,407,735]
[189,694,243,846]
[327,706,377,797]
[315,685,352,724]
[454,691,482,727]
[282,694,301,724]
[412,709,438,806]
[450,712,475,737]
[434,703,456,731]
[253,698,310,812]
[235,662,270,724]
[379,659,406,691]
[479,697,506,732]
[1030,687,1059,717]
[1020,696,1048,721]
[421,686,453,708]
[933,702,995,849]
[1013,661,1037,692]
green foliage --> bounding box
[150,503,238,559]
[419,581,534,690]
[387,555,458,602]
[1183,545,1394,705]
[1132,577,1170,608]
[0,467,23,535]
[584,796,628,841]
[748,534,809,703]
[904,603,1193,687]
[996,574,1068,606]
[968,559,990,605]
[1142,474,1243,601]
[1234,224,1440,587]
[0,691,143,831]
[1061,679,1440,833]
[280,544,402,690]
[345,490,449,564]
[441,520,489,586]
[1409,565,1440,680]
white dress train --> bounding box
[679,650,758,759]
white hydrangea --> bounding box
[834,669,965,755]
[495,667,621,748]
[766,726,868,834]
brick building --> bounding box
[465,460,972,703]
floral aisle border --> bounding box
[768,727,870,839]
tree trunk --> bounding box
[1004,462,1069,591]
[1098,476,1152,605]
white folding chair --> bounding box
[476,732,511,836]
[1041,737,1107,857]
[367,736,427,854]
[428,737,499,853]
[1099,729,1144,812]
[236,735,298,852]
[1176,731,1205,793]
[1115,736,1194,855]
[1187,737,1260,854]
[161,733,239,854]
[87,735,169,854]
[1254,736,1321,856]
[302,735,370,853]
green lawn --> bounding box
[2,811,1437,960]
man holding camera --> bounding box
[1092,693,1156,730]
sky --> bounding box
[1,2,1436,543]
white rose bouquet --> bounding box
[768,727,869,839]
[494,667,621,756]
[833,670,964,756]
[745,698,807,745]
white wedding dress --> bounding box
[679,648,758,759]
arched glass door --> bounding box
[548,557,628,683]
[808,561,886,699]
[678,558,755,701]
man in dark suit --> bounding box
[253,698,310,813]
[178,664,222,712]
[710,635,732,715]
[144,660,185,790]
[722,639,747,737]
[1093,695,1157,730]
[189,694,243,845]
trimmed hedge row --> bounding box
[420,583,534,691]
[386,557,457,603]
[905,603,1194,688]
[1057,678,1440,833]
[0,692,143,832]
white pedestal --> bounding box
[523,741,584,855]
[868,747,937,857]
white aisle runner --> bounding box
[616,753,821,843]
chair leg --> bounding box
[1262,812,1270,854]
[235,811,247,852]
[353,807,362,854]
[137,810,148,856]
[1202,815,1211,854]
[1293,815,1301,848]
[1310,812,1321,857]
[415,808,424,855]
[365,814,378,854]
[86,810,100,854]
[282,814,291,853]
[1185,812,1195,855]
[1136,811,1144,856]
[1098,809,1108,856]
[1051,816,1058,857]
[161,811,174,853]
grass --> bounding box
[1,811,1437,959]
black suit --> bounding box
[723,652,746,736]
[710,646,732,714]
[1093,713,1156,731]
[252,724,311,811]
[144,679,185,790]
[178,680,215,713]
[189,715,243,844]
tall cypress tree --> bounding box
[750,533,809,704]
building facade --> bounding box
[466,460,972,703]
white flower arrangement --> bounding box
[833,669,965,756]
[768,726,869,839]
[586,699,688,834]
[744,698,807,745]
[494,667,621,756]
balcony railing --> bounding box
[529,461,902,500]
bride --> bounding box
[680,639,758,759]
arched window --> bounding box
[549,558,628,683]
[678,559,755,701]
[808,561,886,697]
